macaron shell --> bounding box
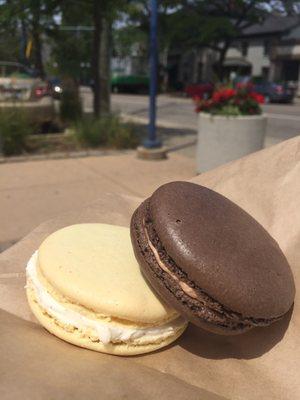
[131,204,250,335]
[27,288,187,356]
[137,258,249,335]
[149,182,295,319]
[38,224,176,324]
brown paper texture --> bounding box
[1,136,299,400]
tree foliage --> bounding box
[122,0,300,81]
[0,0,299,92]
[50,1,93,82]
[0,0,61,76]
[180,0,300,78]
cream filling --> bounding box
[143,223,199,299]
[26,251,186,345]
[143,225,267,328]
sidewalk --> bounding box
[0,151,195,251]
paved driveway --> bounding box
[81,88,300,154]
[0,152,195,251]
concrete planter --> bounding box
[196,113,266,173]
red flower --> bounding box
[193,85,262,114]
[193,95,202,102]
[212,88,236,103]
[236,82,254,91]
[249,92,265,104]
[212,91,221,102]
[224,88,236,98]
[236,82,243,89]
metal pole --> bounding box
[144,0,161,148]
[20,18,27,65]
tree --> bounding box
[173,0,300,81]
[125,0,183,92]
[158,2,184,91]
[49,0,112,118]
[92,0,129,117]
[50,0,124,118]
[92,0,111,117]
[51,2,92,82]
[0,0,125,119]
[0,0,60,77]
[124,0,300,84]
[0,25,20,62]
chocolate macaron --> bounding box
[130,181,295,335]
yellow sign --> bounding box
[25,38,33,59]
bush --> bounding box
[74,115,138,149]
[0,109,31,155]
[194,86,264,116]
[60,79,82,123]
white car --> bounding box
[0,61,55,125]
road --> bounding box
[81,88,300,155]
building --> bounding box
[176,14,300,92]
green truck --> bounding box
[111,74,149,94]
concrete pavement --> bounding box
[2,91,299,250]
[81,89,300,152]
[0,151,195,251]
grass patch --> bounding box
[0,109,32,156]
[0,110,140,158]
[60,80,82,122]
[26,132,80,154]
[74,114,139,149]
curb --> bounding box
[0,149,132,164]
[120,113,196,130]
[0,113,197,164]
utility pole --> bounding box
[137,0,166,159]
[144,0,161,148]
[20,19,27,65]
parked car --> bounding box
[47,77,63,99]
[0,61,55,126]
[0,61,49,101]
[111,74,149,94]
[184,82,214,99]
[253,81,295,103]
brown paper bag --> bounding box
[1,136,299,400]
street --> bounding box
[81,87,300,155]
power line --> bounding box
[58,25,94,31]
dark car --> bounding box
[47,77,63,99]
[184,82,214,99]
[111,74,149,94]
[253,81,295,103]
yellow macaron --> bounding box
[26,224,187,355]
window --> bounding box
[262,67,269,80]
[263,41,270,56]
[197,62,203,81]
[241,42,249,57]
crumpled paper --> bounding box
[1,136,299,400]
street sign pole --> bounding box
[143,0,161,148]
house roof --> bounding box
[242,15,300,36]
[223,58,252,67]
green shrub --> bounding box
[74,117,107,147]
[74,115,138,149]
[0,109,31,155]
[194,86,264,116]
[60,79,82,123]
[213,105,242,116]
[107,123,139,149]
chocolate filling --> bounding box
[133,200,280,331]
